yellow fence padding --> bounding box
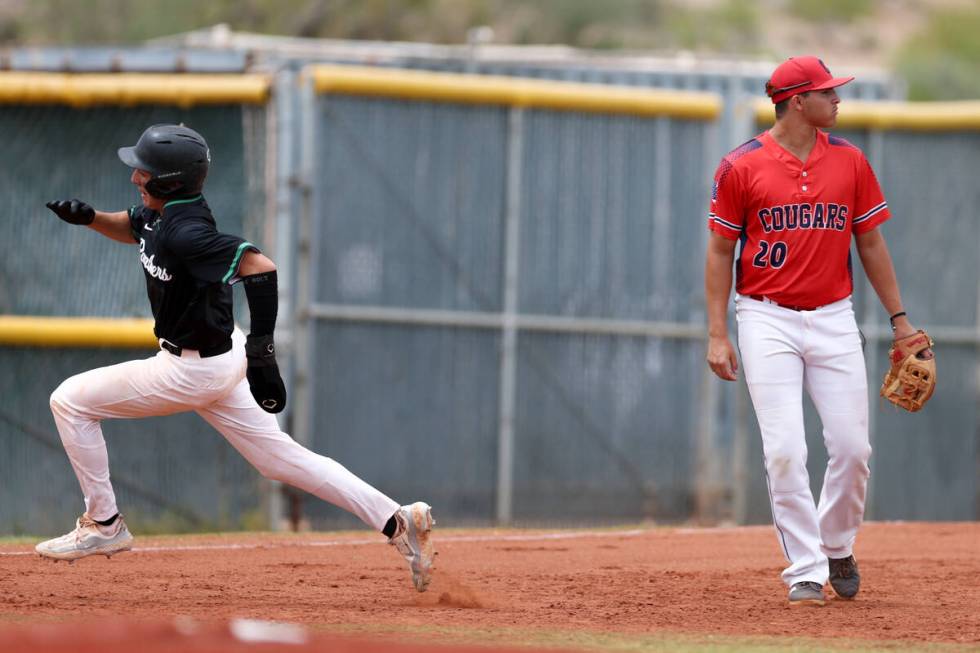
[754,98,980,131]
[309,64,721,120]
[0,316,157,348]
[0,72,270,107]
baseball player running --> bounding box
[704,57,932,605]
[36,124,435,592]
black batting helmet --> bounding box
[118,124,210,199]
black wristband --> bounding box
[889,311,907,331]
[242,270,278,337]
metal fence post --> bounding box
[717,95,754,525]
[262,66,298,531]
[861,127,885,520]
[290,70,318,496]
[976,211,980,521]
[495,106,524,525]
[732,383,751,524]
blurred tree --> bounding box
[665,0,760,53]
[3,0,976,101]
[788,0,872,23]
[451,0,663,49]
[895,7,980,100]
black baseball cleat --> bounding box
[788,581,826,606]
[829,555,860,599]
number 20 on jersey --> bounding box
[752,240,788,269]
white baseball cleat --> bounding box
[35,513,133,561]
[388,502,435,592]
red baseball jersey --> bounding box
[708,130,890,308]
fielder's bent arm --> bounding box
[854,228,903,315]
[855,227,932,356]
[704,232,739,381]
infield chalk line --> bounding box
[0,525,773,557]
[0,529,647,556]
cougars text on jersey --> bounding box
[757,203,848,233]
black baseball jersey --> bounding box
[128,195,258,351]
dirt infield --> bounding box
[1,521,977,650]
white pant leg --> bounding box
[736,298,827,587]
[195,334,399,531]
[802,300,870,560]
[52,328,400,532]
[48,349,224,521]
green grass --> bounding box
[314,622,977,653]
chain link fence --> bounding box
[0,51,976,536]
[0,85,270,534]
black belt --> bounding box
[160,339,233,358]
[747,295,820,312]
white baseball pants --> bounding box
[48,329,399,531]
[735,295,871,587]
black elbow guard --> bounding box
[245,333,286,413]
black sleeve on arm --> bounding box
[243,271,286,413]
[242,271,279,337]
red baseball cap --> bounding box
[765,56,854,104]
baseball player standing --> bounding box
[36,124,435,592]
[704,57,932,605]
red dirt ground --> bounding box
[0,521,977,651]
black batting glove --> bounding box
[46,199,95,226]
[245,334,287,413]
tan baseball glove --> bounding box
[880,330,936,412]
